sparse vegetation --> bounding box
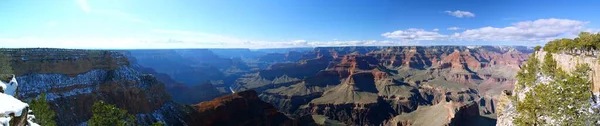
[88,101,137,126]
[543,32,600,54]
[29,93,57,126]
[514,48,597,125]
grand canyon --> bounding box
[2,46,532,125]
[2,1,600,126]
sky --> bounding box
[0,0,599,49]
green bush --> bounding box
[88,101,136,126]
[29,93,57,126]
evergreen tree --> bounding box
[0,52,13,75]
[554,64,593,125]
[151,122,165,126]
[516,53,539,89]
[540,32,600,54]
[541,52,557,76]
[88,101,137,126]
[29,93,57,126]
[534,45,542,51]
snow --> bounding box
[229,86,236,93]
[28,120,40,126]
[0,76,40,126]
[0,75,18,96]
[0,93,28,117]
[0,93,28,126]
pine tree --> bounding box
[151,122,165,126]
[88,101,137,126]
[0,52,13,75]
[554,64,593,125]
[541,52,557,76]
[29,93,57,126]
[0,52,13,82]
[516,53,539,89]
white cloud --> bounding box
[75,0,91,13]
[382,18,592,43]
[445,10,475,18]
[451,18,588,42]
[433,28,439,32]
[381,28,447,41]
[447,27,461,30]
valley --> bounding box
[0,46,531,125]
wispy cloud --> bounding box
[75,0,91,13]
[451,18,588,42]
[151,29,246,43]
[0,37,415,49]
[444,10,475,18]
[381,28,447,41]
[383,18,592,43]
[447,27,461,30]
[74,0,147,23]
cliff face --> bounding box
[188,90,293,126]
[535,51,600,92]
[234,46,531,125]
[2,49,191,126]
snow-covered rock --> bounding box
[0,75,18,96]
[1,76,39,126]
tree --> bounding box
[543,64,593,125]
[29,93,57,126]
[151,122,165,126]
[514,63,596,125]
[534,45,542,52]
[541,32,600,54]
[516,53,539,89]
[541,52,557,76]
[88,101,136,126]
[0,52,13,75]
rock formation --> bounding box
[188,90,293,126]
[1,49,191,126]
[235,46,531,125]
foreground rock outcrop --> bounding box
[1,75,38,126]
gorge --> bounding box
[0,46,532,126]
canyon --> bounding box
[0,46,531,126]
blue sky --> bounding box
[1,0,599,48]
